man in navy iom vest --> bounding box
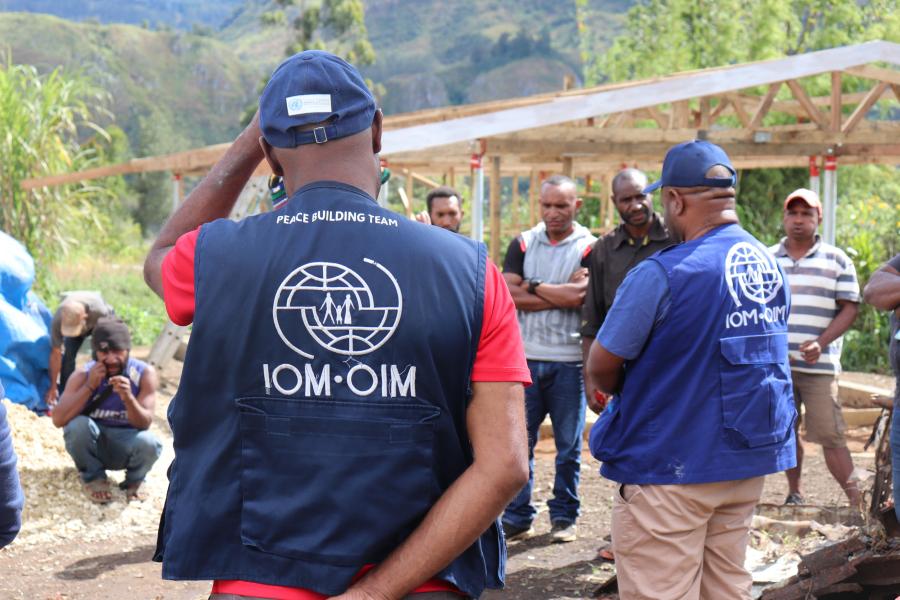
[144,51,530,600]
[586,141,796,599]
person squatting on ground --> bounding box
[415,186,464,233]
[500,175,596,544]
[587,140,797,600]
[45,291,114,408]
[51,318,162,504]
[579,168,672,413]
[143,50,530,600]
[769,189,862,507]
[0,383,24,548]
[862,253,900,520]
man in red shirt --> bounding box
[144,51,530,600]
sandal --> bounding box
[122,480,149,502]
[83,479,113,505]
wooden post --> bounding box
[605,170,617,230]
[699,97,711,129]
[830,72,842,133]
[529,169,538,227]
[448,166,456,190]
[562,156,574,178]
[489,156,502,265]
[511,174,520,231]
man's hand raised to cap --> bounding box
[144,111,265,298]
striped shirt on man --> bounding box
[503,222,595,361]
[769,235,860,375]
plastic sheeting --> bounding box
[0,231,51,411]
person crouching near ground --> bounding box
[586,140,797,599]
[51,318,162,504]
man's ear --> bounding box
[664,188,684,215]
[259,137,283,176]
[371,109,383,154]
[574,197,583,212]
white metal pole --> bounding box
[470,155,485,242]
[822,155,837,245]
[808,156,820,198]
[377,179,389,208]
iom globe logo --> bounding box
[724,242,783,307]
[273,259,403,358]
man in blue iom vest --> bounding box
[586,141,796,599]
[144,51,530,600]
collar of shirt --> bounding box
[773,234,822,259]
[611,213,668,250]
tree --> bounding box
[577,0,900,372]
[260,0,375,65]
[0,60,112,268]
[242,0,378,125]
[582,0,899,84]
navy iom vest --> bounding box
[155,182,503,597]
[590,224,797,485]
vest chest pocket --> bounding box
[236,396,441,566]
[719,333,795,448]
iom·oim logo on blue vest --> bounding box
[272,258,403,359]
[724,242,783,307]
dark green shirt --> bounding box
[580,213,673,338]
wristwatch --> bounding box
[527,279,543,294]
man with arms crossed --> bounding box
[580,168,671,412]
[587,141,796,599]
[770,189,861,507]
[145,51,529,600]
[501,175,595,544]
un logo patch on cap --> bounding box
[286,96,304,114]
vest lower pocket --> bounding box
[719,333,795,448]
[236,396,441,566]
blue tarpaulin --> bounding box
[0,231,51,411]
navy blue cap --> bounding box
[259,50,376,148]
[644,140,736,194]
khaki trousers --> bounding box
[612,476,764,600]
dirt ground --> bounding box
[0,361,891,600]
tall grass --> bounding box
[0,59,111,274]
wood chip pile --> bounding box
[3,399,173,550]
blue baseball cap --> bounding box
[644,140,736,194]
[259,50,376,148]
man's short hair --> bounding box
[426,186,461,213]
[611,169,647,196]
[542,174,576,190]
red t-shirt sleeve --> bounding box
[471,259,531,385]
[161,227,200,326]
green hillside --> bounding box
[0,1,632,147]
[0,0,244,29]
[0,12,258,149]
[221,0,629,113]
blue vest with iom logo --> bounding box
[590,224,797,485]
[155,182,503,597]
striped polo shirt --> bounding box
[515,222,596,362]
[769,236,860,375]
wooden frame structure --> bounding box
[21,41,900,261]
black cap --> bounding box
[91,318,131,354]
